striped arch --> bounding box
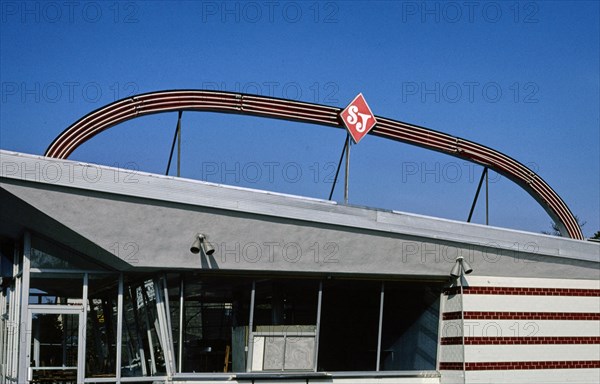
[44,90,583,240]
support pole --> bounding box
[376,282,384,371]
[165,111,182,176]
[177,111,182,177]
[178,278,184,373]
[344,134,351,204]
[246,281,256,372]
[313,281,323,372]
[115,274,123,381]
[78,273,89,383]
[467,167,488,223]
[485,167,489,225]
[328,135,349,200]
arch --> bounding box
[44,90,583,240]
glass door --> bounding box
[27,306,84,383]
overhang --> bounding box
[1,150,598,279]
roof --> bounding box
[1,149,598,278]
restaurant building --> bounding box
[1,91,598,384]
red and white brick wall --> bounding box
[438,276,600,384]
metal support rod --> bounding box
[376,282,385,371]
[165,111,182,176]
[128,285,147,376]
[246,281,256,372]
[177,111,182,177]
[17,232,31,382]
[458,276,466,373]
[33,320,40,367]
[485,167,489,225]
[178,278,184,373]
[140,286,157,375]
[115,274,123,381]
[159,276,176,375]
[344,134,351,204]
[467,167,488,223]
[328,135,349,200]
[78,273,89,383]
[313,281,323,372]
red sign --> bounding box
[340,93,377,144]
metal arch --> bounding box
[43,90,584,240]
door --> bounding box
[26,306,84,383]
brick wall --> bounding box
[438,276,600,384]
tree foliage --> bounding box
[542,216,587,237]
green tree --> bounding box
[542,216,586,237]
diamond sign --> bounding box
[340,93,377,144]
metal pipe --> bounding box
[158,277,176,375]
[328,135,348,200]
[17,232,32,382]
[467,167,488,223]
[344,135,351,204]
[178,278,184,373]
[485,167,489,225]
[127,285,147,376]
[177,111,182,177]
[115,274,123,381]
[140,285,157,375]
[313,281,323,372]
[165,111,181,176]
[78,273,89,382]
[376,282,385,371]
[246,281,256,372]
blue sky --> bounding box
[1,0,599,237]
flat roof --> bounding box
[1,149,598,264]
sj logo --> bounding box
[340,93,377,143]
[346,105,372,133]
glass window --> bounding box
[379,283,440,371]
[30,236,107,270]
[121,277,166,377]
[317,280,380,371]
[29,273,83,305]
[169,275,252,373]
[253,279,318,327]
[0,241,16,380]
[0,242,14,278]
[86,274,119,378]
[29,313,79,383]
[252,279,319,371]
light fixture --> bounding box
[450,261,462,278]
[190,233,215,255]
[450,256,473,278]
[461,258,473,274]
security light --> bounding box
[461,258,473,274]
[190,233,215,255]
[450,256,473,278]
[450,262,462,278]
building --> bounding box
[1,91,599,384]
